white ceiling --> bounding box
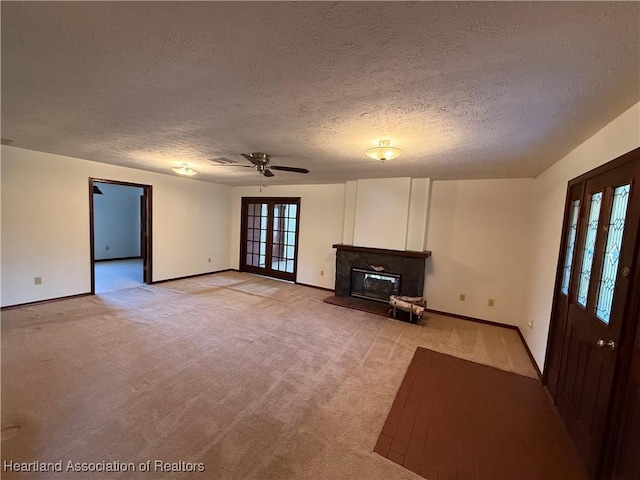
[2,2,638,186]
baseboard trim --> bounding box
[516,327,543,379]
[151,269,235,284]
[1,292,93,310]
[295,282,334,293]
[94,256,142,262]
[425,308,543,379]
[425,308,518,331]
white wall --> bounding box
[229,184,345,289]
[406,178,432,251]
[1,146,232,307]
[425,179,534,326]
[521,102,640,371]
[93,183,143,260]
[342,181,357,245]
[4,104,638,368]
[353,178,412,250]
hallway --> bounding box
[94,258,143,293]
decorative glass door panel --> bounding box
[595,184,631,324]
[240,197,300,281]
[561,199,581,296]
[553,156,639,479]
[576,192,602,307]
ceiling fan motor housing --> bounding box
[252,153,270,164]
[239,152,308,177]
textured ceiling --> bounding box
[2,2,639,186]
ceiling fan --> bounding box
[239,152,310,177]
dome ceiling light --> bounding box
[171,163,197,176]
[365,140,403,162]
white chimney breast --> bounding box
[353,178,412,250]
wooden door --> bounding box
[554,155,640,478]
[610,306,640,479]
[609,227,640,479]
[240,197,300,282]
[545,182,584,399]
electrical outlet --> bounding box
[488,299,495,307]
[320,270,324,276]
[527,320,534,329]
[459,294,465,301]
[208,257,211,263]
[34,277,42,285]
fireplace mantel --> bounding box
[332,244,432,259]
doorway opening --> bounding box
[240,197,300,282]
[89,178,152,293]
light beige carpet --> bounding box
[1,272,537,479]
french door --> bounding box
[240,197,300,282]
[545,149,640,479]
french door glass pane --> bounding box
[595,184,631,324]
[577,192,602,307]
[246,202,267,268]
[561,200,581,295]
[271,202,297,273]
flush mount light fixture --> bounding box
[171,163,197,176]
[365,139,403,162]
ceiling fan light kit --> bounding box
[171,163,197,176]
[365,140,403,162]
[239,152,310,177]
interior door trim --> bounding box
[89,177,153,294]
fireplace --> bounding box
[350,268,401,303]
[333,244,431,302]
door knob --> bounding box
[596,339,616,350]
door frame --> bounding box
[543,146,640,479]
[239,197,301,282]
[89,178,153,294]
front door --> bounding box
[554,154,640,478]
[240,197,300,282]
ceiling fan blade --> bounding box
[262,169,275,177]
[211,164,254,168]
[241,153,260,166]
[270,165,310,174]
